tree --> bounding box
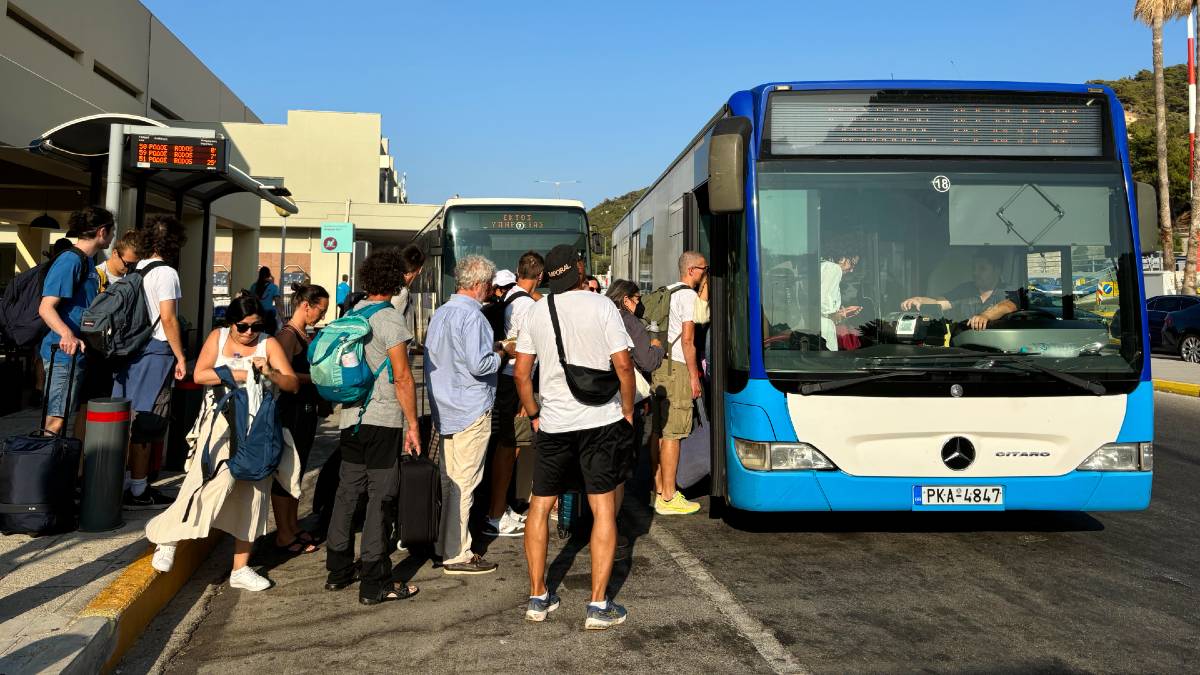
[1134,0,1188,291]
[1190,1,1200,294]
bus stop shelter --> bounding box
[20,113,297,354]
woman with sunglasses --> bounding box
[270,283,330,554]
[145,295,301,592]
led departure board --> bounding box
[126,135,228,172]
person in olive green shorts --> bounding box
[650,251,707,516]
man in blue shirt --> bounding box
[336,274,351,307]
[425,254,510,575]
[38,206,114,434]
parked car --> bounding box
[1161,298,1200,362]
[1149,295,1200,354]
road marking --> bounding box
[648,522,811,675]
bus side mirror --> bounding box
[708,116,752,214]
[591,232,604,254]
[1135,181,1160,254]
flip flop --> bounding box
[297,530,323,545]
[359,583,419,605]
[276,536,320,555]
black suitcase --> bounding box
[0,349,82,536]
[396,447,440,547]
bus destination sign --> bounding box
[127,135,228,172]
[485,213,545,230]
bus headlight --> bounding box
[1077,443,1153,471]
[733,439,836,471]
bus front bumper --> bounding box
[726,463,1153,512]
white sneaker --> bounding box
[229,566,271,591]
[151,544,177,573]
[507,507,527,524]
[484,511,525,537]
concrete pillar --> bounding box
[15,225,45,272]
[231,228,259,295]
[179,211,215,352]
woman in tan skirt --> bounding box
[145,295,300,591]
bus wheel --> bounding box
[707,495,728,520]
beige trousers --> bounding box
[435,411,492,565]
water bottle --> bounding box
[340,349,360,368]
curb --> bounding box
[1152,379,1200,397]
[75,533,220,673]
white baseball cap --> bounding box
[493,269,517,287]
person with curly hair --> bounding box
[325,247,421,605]
[113,214,188,509]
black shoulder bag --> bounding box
[547,294,620,405]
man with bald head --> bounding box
[650,250,706,516]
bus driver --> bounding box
[901,249,1018,330]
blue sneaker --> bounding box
[584,600,627,630]
[525,593,561,622]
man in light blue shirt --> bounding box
[424,254,510,575]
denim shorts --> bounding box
[43,351,86,419]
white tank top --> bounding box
[214,328,270,414]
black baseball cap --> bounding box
[545,244,582,294]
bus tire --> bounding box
[707,494,728,520]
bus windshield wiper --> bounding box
[864,353,1105,395]
[800,370,927,395]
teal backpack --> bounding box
[307,302,393,422]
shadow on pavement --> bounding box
[718,507,1106,534]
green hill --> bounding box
[1091,64,1191,219]
[587,187,646,274]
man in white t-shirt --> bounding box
[486,252,544,537]
[650,251,706,516]
[112,216,188,510]
[514,244,635,630]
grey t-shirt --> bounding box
[338,299,413,430]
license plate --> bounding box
[913,485,1004,506]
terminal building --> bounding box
[0,0,437,349]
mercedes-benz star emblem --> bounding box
[941,437,975,471]
[950,384,964,398]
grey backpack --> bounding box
[80,261,168,358]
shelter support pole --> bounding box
[133,174,147,231]
[104,124,123,220]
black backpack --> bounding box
[0,248,89,349]
[483,290,530,343]
[79,261,167,358]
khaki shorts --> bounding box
[651,361,694,440]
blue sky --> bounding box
[144,1,1190,208]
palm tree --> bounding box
[1135,0,1187,291]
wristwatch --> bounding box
[528,410,540,421]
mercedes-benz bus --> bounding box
[410,197,596,341]
[612,81,1156,512]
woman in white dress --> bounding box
[146,296,300,591]
[818,245,862,352]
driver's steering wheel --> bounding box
[999,308,1057,322]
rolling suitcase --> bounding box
[0,348,82,535]
[395,433,441,547]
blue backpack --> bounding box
[307,302,393,423]
[181,365,283,521]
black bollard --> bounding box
[80,397,130,532]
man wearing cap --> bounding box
[486,252,544,538]
[513,244,636,630]
[425,254,511,575]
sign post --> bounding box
[321,222,354,295]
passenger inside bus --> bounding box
[900,249,1019,330]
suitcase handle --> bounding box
[36,344,79,438]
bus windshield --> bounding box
[756,159,1143,379]
[445,206,588,277]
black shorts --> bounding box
[532,419,635,496]
[492,374,520,445]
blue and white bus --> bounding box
[611,82,1156,512]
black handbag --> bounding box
[547,294,620,405]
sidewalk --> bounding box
[1151,356,1200,395]
[0,406,182,673]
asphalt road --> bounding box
[124,393,1199,674]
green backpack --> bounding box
[640,283,689,347]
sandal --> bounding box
[276,536,320,555]
[359,583,419,605]
[297,530,323,545]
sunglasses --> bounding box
[121,258,138,267]
[234,322,266,333]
